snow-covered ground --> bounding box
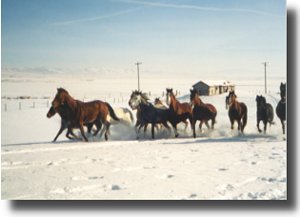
[1,71,286,200]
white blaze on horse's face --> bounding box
[166,92,170,105]
[129,94,142,110]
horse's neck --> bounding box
[64,95,78,114]
[170,95,179,111]
[194,97,203,106]
[140,102,152,112]
[230,100,239,110]
[257,103,266,110]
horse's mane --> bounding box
[57,87,69,94]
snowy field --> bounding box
[1,71,287,200]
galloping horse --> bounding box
[47,105,97,142]
[128,90,171,139]
[256,95,274,134]
[225,91,248,134]
[155,97,188,130]
[190,89,217,138]
[166,88,192,137]
[50,88,119,141]
[276,82,286,134]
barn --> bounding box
[192,80,235,96]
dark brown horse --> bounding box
[225,91,247,134]
[276,82,286,134]
[166,88,192,137]
[50,88,119,141]
[47,105,97,142]
[256,95,274,134]
[190,89,217,138]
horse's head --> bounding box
[166,88,174,105]
[128,90,149,110]
[280,82,286,99]
[46,106,57,118]
[226,91,237,109]
[189,89,199,105]
[154,97,161,105]
[256,95,266,108]
[51,88,69,110]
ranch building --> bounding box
[192,80,235,96]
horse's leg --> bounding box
[191,119,196,138]
[87,123,93,134]
[93,121,103,136]
[211,117,215,130]
[137,123,145,139]
[67,127,80,140]
[204,121,210,129]
[171,122,179,138]
[53,124,67,142]
[79,122,88,142]
[281,119,285,134]
[237,119,242,132]
[134,120,140,137]
[263,120,267,134]
[199,121,204,133]
[162,121,171,135]
[151,123,155,139]
[230,118,234,130]
[104,121,111,141]
[257,119,262,133]
[143,123,148,138]
[184,120,188,131]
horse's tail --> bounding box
[105,103,120,121]
[241,103,248,129]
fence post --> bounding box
[5,104,7,112]
[19,102,21,110]
[47,101,49,108]
[33,101,35,108]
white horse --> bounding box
[107,107,134,126]
[98,107,134,138]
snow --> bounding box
[1,71,286,200]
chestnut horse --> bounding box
[225,91,248,134]
[276,82,286,134]
[47,105,97,142]
[50,88,119,141]
[190,89,217,138]
[166,88,192,137]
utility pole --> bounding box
[262,62,268,94]
[135,62,142,91]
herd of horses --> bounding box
[47,83,286,142]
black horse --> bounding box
[276,82,286,134]
[128,90,171,139]
[256,95,274,133]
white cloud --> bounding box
[114,0,284,17]
[52,6,146,26]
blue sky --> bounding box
[1,0,286,78]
